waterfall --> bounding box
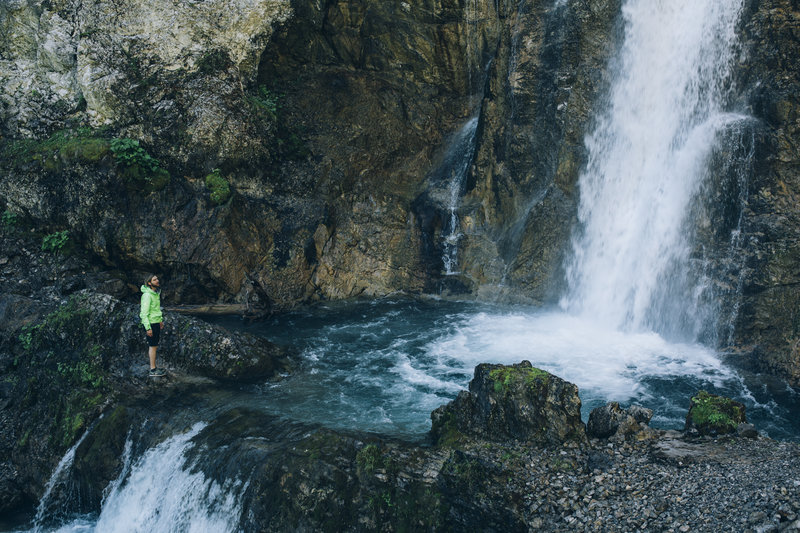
[436,0,493,276]
[561,0,747,340]
[441,117,479,275]
[31,428,92,531]
[24,422,249,532]
[91,422,247,533]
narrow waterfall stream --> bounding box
[440,117,479,275]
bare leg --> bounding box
[149,346,157,370]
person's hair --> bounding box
[144,274,158,288]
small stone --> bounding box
[737,423,758,438]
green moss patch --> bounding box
[1,127,110,169]
[489,366,549,394]
[687,390,745,435]
[52,390,106,447]
[204,168,232,205]
[431,410,466,447]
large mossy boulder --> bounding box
[430,361,586,446]
[684,390,746,436]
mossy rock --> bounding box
[431,361,586,446]
[72,405,131,508]
[120,164,171,192]
[204,169,231,205]
[1,128,110,170]
[51,389,107,448]
[430,408,467,447]
[488,365,549,395]
[685,390,746,436]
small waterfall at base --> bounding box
[30,428,92,531]
[92,423,247,533]
[22,423,249,533]
[560,0,747,342]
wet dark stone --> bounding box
[587,402,653,439]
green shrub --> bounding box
[110,138,170,191]
[356,444,383,474]
[248,85,279,120]
[42,230,69,253]
[57,359,105,389]
[688,390,744,434]
[204,168,231,205]
[110,138,158,171]
[19,326,36,351]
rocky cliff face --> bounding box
[0,0,616,307]
[1,0,799,385]
[726,0,800,386]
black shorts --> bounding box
[145,322,161,347]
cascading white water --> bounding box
[561,0,746,339]
[91,423,247,533]
[438,0,493,276]
[31,428,92,531]
[25,423,249,533]
[441,117,479,275]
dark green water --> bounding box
[212,297,800,442]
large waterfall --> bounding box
[560,0,746,341]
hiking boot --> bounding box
[149,367,166,377]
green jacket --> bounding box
[140,285,163,330]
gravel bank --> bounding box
[501,432,800,532]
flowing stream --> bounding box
[211,299,800,441]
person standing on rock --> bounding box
[140,274,166,377]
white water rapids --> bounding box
[24,423,248,533]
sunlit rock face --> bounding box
[0,0,616,308]
[1,0,291,135]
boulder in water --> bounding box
[430,361,586,446]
